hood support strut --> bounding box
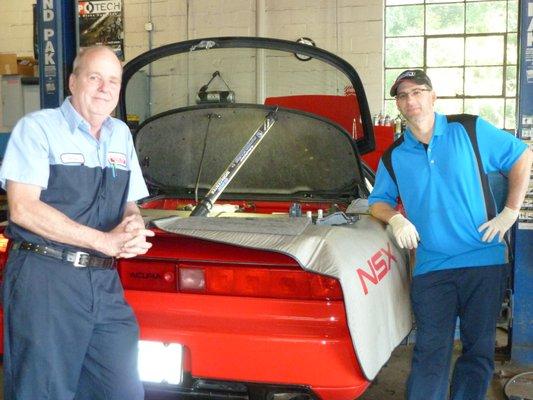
[190,107,279,217]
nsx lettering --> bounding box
[356,243,397,295]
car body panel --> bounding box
[127,291,365,387]
[152,211,412,381]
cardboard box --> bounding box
[17,57,38,77]
[0,54,18,75]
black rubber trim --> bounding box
[143,375,317,400]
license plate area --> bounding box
[138,340,183,385]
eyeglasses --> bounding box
[395,88,432,101]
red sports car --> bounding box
[0,37,412,400]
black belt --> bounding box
[14,241,116,269]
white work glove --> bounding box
[388,214,420,249]
[478,206,519,243]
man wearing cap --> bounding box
[369,69,531,400]
[0,46,153,399]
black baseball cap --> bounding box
[390,69,433,97]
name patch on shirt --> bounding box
[60,153,85,164]
[108,152,127,167]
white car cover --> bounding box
[153,212,412,380]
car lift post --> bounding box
[36,0,77,109]
[511,0,533,366]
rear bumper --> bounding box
[126,290,370,400]
[144,377,317,400]
[144,381,368,400]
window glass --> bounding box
[464,98,504,127]
[384,100,398,119]
[427,37,464,66]
[384,0,517,129]
[426,4,464,35]
[385,68,407,99]
[506,65,516,97]
[427,0,463,3]
[505,99,516,130]
[466,1,507,33]
[385,37,424,68]
[386,5,424,37]
[435,99,463,115]
[465,36,504,66]
[465,67,503,96]
[427,67,463,97]
[506,33,517,64]
[507,0,518,31]
[386,0,422,5]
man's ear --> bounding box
[68,74,75,95]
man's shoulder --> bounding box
[439,113,478,142]
[11,108,66,140]
[384,134,405,156]
[21,107,65,127]
[105,117,134,151]
[107,116,131,135]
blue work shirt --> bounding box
[369,113,527,276]
[0,97,149,250]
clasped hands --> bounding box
[104,214,155,258]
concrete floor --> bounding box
[359,340,531,400]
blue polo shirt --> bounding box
[0,98,149,250]
[369,113,527,276]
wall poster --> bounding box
[78,0,124,60]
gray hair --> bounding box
[71,45,120,75]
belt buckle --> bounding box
[73,251,89,268]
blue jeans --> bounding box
[2,249,144,400]
[407,264,509,400]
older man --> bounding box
[0,46,153,399]
[369,69,532,400]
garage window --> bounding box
[384,0,518,129]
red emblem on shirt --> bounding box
[108,152,127,167]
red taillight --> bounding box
[0,232,10,272]
[119,260,343,301]
[179,268,205,292]
[179,263,343,301]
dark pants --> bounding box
[2,249,144,400]
[406,264,509,400]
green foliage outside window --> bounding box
[427,4,464,34]
[384,0,518,129]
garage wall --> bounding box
[0,0,383,113]
[0,0,36,56]
[124,0,383,114]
